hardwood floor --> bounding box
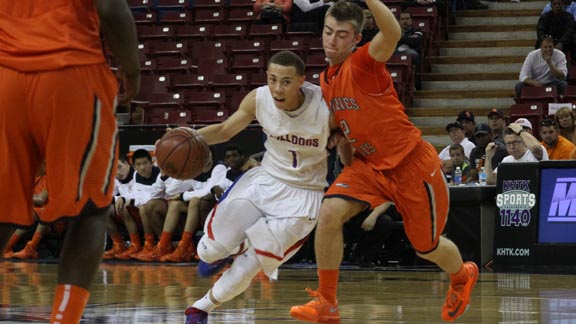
[1,261,576,323]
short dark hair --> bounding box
[132,149,152,162]
[399,10,412,18]
[268,51,306,76]
[224,144,245,156]
[449,143,465,155]
[326,1,365,35]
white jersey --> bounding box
[255,81,330,190]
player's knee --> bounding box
[197,237,229,263]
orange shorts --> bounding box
[0,64,119,226]
[326,140,449,253]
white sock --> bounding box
[192,290,219,313]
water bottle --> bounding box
[479,166,487,185]
[453,166,462,185]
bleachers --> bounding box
[117,0,443,125]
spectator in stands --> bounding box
[254,0,293,25]
[457,110,477,144]
[541,0,576,20]
[358,9,378,47]
[513,118,551,160]
[554,106,576,144]
[290,0,333,34]
[536,0,575,58]
[487,108,507,145]
[485,124,547,185]
[394,11,424,90]
[439,121,476,173]
[447,144,472,184]
[516,35,568,99]
[539,118,576,159]
[468,123,508,182]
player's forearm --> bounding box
[96,0,140,77]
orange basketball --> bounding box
[155,127,211,180]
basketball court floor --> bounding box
[1,260,576,323]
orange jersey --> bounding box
[0,0,105,72]
[321,44,421,170]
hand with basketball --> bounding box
[155,127,211,180]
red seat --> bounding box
[305,53,328,73]
[184,91,226,108]
[132,11,157,25]
[518,85,558,104]
[227,7,256,23]
[560,85,576,104]
[192,7,225,24]
[192,0,225,8]
[155,56,192,74]
[171,74,211,92]
[173,24,214,41]
[211,74,249,92]
[156,0,190,10]
[137,25,174,41]
[127,0,151,10]
[148,107,193,124]
[229,54,266,73]
[227,40,267,56]
[269,39,306,57]
[305,71,321,85]
[248,24,284,41]
[306,37,324,55]
[146,40,188,58]
[248,73,267,89]
[188,40,227,60]
[388,4,402,18]
[196,57,229,75]
[227,91,249,112]
[407,6,439,43]
[157,10,191,25]
[212,24,248,40]
[192,106,229,124]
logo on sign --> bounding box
[547,177,576,222]
[496,180,536,227]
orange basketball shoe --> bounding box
[442,261,479,322]
[103,242,127,260]
[159,243,195,263]
[290,288,340,323]
[115,243,142,260]
[130,241,154,260]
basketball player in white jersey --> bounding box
[179,51,349,324]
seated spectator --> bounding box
[536,0,575,58]
[485,124,547,185]
[290,0,333,34]
[487,108,507,145]
[394,11,424,90]
[468,123,508,182]
[254,0,293,26]
[358,9,379,47]
[439,121,476,173]
[457,110,477,144]
[513,118,551,160]
[541,0,576,20]
[516,35,568,98]
[446,143,472,184]
[539,118,576,159]
[554,106,576,144]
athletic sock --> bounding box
[318,269,339,304]
[50,284,89,324]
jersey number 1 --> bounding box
[289,150,298,168]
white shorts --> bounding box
[203,167,323,275]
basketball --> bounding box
[155,127,211,180]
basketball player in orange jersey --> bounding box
[290,1,478,323]
[0,1,139,323]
